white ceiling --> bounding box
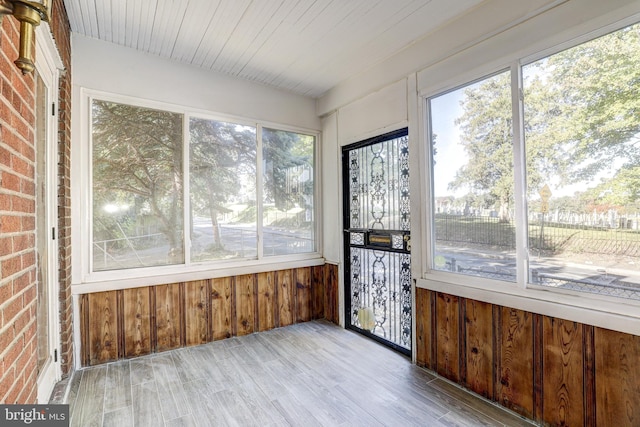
[63,0,484,98]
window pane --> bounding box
[523,23,640,300]
[189,118,257,261]
[430,71,516,281]
[92,100,184,271]
[262,128,315,255]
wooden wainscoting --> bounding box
[415,288,640,427]
[80,264,339,366]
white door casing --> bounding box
[35,23,63,404]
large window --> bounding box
[91,98,317,273]
[92,101,185,271]
[262,128,315,256]
[189,118,257,262]
[428,21,640,301]
[430,70,516,281]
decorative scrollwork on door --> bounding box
[344,129,412,352]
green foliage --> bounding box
[189,118,257,215]
[263,128,314,211]
[93,100,315,255]
[450,23,640,213]
[92,101,184,251]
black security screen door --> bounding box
[342,128,411,355]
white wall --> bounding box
[336,79,408,146]
[317,0,569,116]
[320,112,340,264]
[71,35,320,130]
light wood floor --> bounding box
[62,320,535,427]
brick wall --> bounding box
[0,1,71,404]
[0,11,39,404]
[51,0,72,378]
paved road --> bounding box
[435,244,640,297]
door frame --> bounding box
[341,128,412,356]
[35,23,63,403]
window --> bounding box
[189,118,257,262]
[92,101,185,271]
[430,71,515,281]
[523,22,640,299]
[428,21,640,300]
[90,97,318,275]
[262,128,315,256]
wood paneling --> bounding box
[416,290,640,426]
[277,269,295,327]
[257,272,276,332]
[236,274,255,336]
[211,277,232,340]
[497,307,534,418]
[87,291,118,365]
[415,287,432,369]
[311,265,324,320]
[595,327,640,427]
[80,265,339,366]
[324,263,339,324]
[123,287,151,358]
[583,325,596,426]
[295,267,312,323]
[155,283,182,352]
[542,317,584,427]
[464,299,493,399]
[435,292,459,382]
[184,280,210,346]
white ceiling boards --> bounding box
[63,0,482,98]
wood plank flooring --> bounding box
[63,320,536,426]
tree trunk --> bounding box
[499,199,511,222]
[208,194,222,249]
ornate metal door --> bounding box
[342,128,411,354]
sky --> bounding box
[429,83,470,199]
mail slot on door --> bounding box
[367,231,410,252]
[368,232,392,247]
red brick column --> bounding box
[0,13,39,404]
[0,0,72,403]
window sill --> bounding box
[417,272,640,336]
[72,255,326,295]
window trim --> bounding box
[73,89,322,291]
[419,17,640,336]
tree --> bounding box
[545,24,640,182]
[92,100,184,264]
[262,128,314,213]
[449,71,514,220]
[93,101,314,264]
[189,119,256,250]
[585,166,640,212]
[450,22,640,215]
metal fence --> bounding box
[434,214,515,249]
[435,212,640,257]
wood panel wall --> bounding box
[80,264,339,366]
[415,288,640,427]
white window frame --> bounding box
[35,22,63,404]
[418,15,640,336]
[73,89,322,293]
